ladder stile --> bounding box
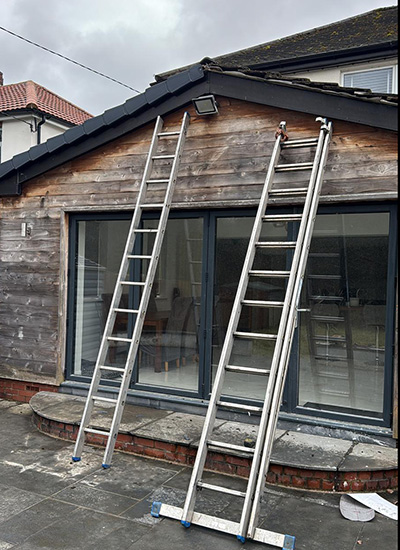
[72,112,190,467]
[180,121,285,527]
[154,118,333,548]
[247,120,333,539]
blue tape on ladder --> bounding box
[71,456,81,462]
[102,463,111,469]
[283,534,296,549]
[237,535,246,543]
[151,501,162,518]
[181,520,191,528]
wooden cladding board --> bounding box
[0,96,397,384]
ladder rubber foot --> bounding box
[181,520,191,528]
[237,535,246,543]
[102,463,111,469]
[151,501,162,518]
[71,457,81,462]
[283,534,296,549]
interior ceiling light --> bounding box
[192,95,218,115]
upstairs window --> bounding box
[343,67,395,93]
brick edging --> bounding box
[32,411,398,493]
[0,378,58,403]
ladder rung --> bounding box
[313,336,346,342]
[120,281,146,286]
[275,162,314,172]
[315,355,346,362]
[249,270,290,278]
[242,299,284,308]
[152,154,175,160]
[318,389,350,397]
[126,255,152,260]
[147,179,170,184]
[281,137,318,149]
[308,274,341,280]
[197,481,246,498]
[256,241,296,248]
[269,188,308,195]
[309,253,340,258]
[158,131,180,137]
[263,214,302,222]
[114,308,139,314]
[84,428,111,436]
[99,365,126,373]
[234,331,277,341]
[217,401,263,413]
[310,295,343,301]
[311,316,344,322]
[141,203,164,209]
[92,396,118,403]
[207,440,255,454]
[108,336,132,342]
[226,365,270,375]
[134,229,158,233]
[317,372,350,380]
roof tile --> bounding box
[0,81,92,125]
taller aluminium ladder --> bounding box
[72,112,190,468]
[152,117,333,548]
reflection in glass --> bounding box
[213,217,290,400]
[138,217,203,391]
[298,213,389,416]
[72,219,130,377]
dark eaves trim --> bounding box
[0,65,397,197]
[0,64,206,196]
[249,42,398,74]
[208,71,397,131]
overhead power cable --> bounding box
[0,25,140,93]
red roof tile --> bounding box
[0,80,92,125]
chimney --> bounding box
[0,72,3,86]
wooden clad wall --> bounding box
[0,97,397,385]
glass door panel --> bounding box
[213,216,290,400]
[137,217,203,392]
[72,219,130,377]
[298,213,390,417]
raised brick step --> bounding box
[29,391,398,493]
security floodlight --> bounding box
[192,95,218,115]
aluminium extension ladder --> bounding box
[72,112,190,468]
[152,117,333,549]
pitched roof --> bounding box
[157,6,398,80]
[0,80,92,125]
[0,63,397,196]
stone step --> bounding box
[29,392,398,493]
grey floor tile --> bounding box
[54,484,138,515]
[0,484,43,523]
[80,453,183,500]
[0,499,76,544]
[12,508,137,550]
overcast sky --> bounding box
[0,0,397,115]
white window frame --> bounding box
[341,64,398,94]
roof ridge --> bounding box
[215,6,397,62]
[26,80,38,108]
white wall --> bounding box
[287,57,398,93]
[0,115,71,163]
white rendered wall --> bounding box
[0,116,71,163]
[287,57,398,92]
